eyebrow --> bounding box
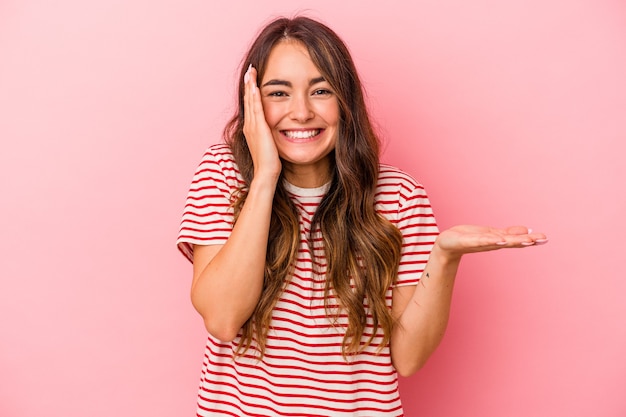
[261,76,327,88]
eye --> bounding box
[268,91,287,97]
[312,89,333,96]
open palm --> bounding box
[436,225,548,257]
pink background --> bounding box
[1,0,625,416]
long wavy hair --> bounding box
[223,16,403,358]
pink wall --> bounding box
[1,1,624,416]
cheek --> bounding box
[260,101,283,127]
[314,101,340,126]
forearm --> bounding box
[389,224,547,375]
[391,244,461,376]
[191,177,277,341]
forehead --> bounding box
[262,40,322,81]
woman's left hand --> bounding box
[391,224,547,374]
[434,225,548,261]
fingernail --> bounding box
[521,241,535,246]
[244,66,250,84]
[496,241,507,246]
[534,239,549,245]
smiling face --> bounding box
[260,40,340,187]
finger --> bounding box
[243,65,255,139]
[504,225,548,246]
[245,66,264,129]
[505,225,531,235]
[499,233,549,248]
[249,66,265,121]
[458,232,509,249]
[526,229,548,242]
[249,65,258,96]
[528,232,549,245]
[243,64,251,116]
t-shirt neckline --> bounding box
[283,180,331,197]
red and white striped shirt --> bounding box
[177,143,438,417]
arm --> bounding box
[191,177,277,341]
[390,225,548,377]
[191,65,281,341]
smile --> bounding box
[282,129,322,139]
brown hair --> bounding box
[223,16,403,357]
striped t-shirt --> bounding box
[177,143,438,417]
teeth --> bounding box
[284,130,320,139]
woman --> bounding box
[177,16,547,417]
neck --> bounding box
[282,163,332,188]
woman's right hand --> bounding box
[243,64,282,182]
[190,65,281,341]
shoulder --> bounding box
[200,143,237,168]
[188,143,245,195]
[375,164,432,219]
[194,143,241,178]
[377,164,426,195]
[376,164,436,228]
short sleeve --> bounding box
[394,181,439,287]
[176,144,244,263]
[377,166,439,288]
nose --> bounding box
[289,94,314,122]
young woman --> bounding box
[177,16,547,417]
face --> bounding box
[260,40,340,187]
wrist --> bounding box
[249,174,279,191]
[431,238,463,267]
